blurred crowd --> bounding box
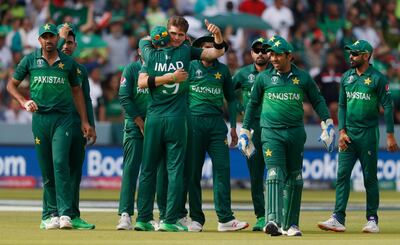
[0,0,400,125]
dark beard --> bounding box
[255,59,267,66]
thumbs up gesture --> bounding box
[204,19,223,45]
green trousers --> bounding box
[246,119,265,219]
[69,121,86,218]
[334,126,379,224]
[261,127,306,229]
[118,124,143,216]
[136,116,187,224]
[32,112,74,219]
[188,116,235,225]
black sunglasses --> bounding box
[350,51,367,56]
[252,48,268,54]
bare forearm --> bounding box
[200,48,225,61]
[6,79,26,105]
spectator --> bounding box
[97,72,124,122]
[238,0,266,17]
[261,0,294,40]
[4,98,32,124]
[87,64,103,112]
[145,0,168,30]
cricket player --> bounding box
[135,20,227,232]
[116,49,159,230]
[239,36,334,236]
[57,23,96,229]
[318,40,398,233]
[187,35,248,232]
[232,37,272,231]
[6,23,93,229]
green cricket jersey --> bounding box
[188,60,237,127]
[72,63,95,126]
[338,65,394,133]
[139,39,203,117]
[243,64,330,129]
[233,63,273,119]
[13,49,80,113]
[119,60,150,130]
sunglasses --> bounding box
[252,48,268,54]
[350,51,367,56]
[154,31,168,40]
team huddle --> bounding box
[6,15,398,236]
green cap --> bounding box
[266,37,293,54]
[39,23,58,37]
[251,37,266,48]
[192,34,229,51]
[57,22,77,35]
[345,40,373,54]
[264,35,284,48]
[150,26,170,47]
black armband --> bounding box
[148,76,156,90]
[213,41,225,50]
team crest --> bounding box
[37,59,44,68]
[271,76,279,84]
[347,75,354,84]
[248,74,255,83]
[195,69,203,78]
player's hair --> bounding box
[167,16,189,33]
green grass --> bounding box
[1,211,400,245]
[1,188,400,203]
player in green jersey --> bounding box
[240,36,333,236]
[186,35,248,232]
[318,40,398,233]
[116,49,161,230]
[135,20,227,232]
[232,37,272,231]
[58,23,96,230]
[6,23,93,230]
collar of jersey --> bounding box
[349,64,373,76]
[34,48,62,62]
[271,63,300,78]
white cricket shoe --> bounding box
[177,217,191,227]
[218,219,249,231]
[188,221,203,232]
[116,213,132,230]
[40,216,60,230]
[362,220,379,233]
[59,216,72,229]
[263,221,283,236]
[317,215,346,232]
[150,220,160,231]
[283,225,302,236]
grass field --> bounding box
[1,189,400,245]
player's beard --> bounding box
[350,59,362,68]
[45,43,56,52]
[255,57,268,66]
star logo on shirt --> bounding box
[364,77,372,85]
[58,62,64,69]
[214,72,222,79]
[274,40,281,47]
[43,24,50,30]
[265,149,272,157]
[35,137,40,145]
[224,138,228,145]
[77,68,81,75]
[292,77,300,85]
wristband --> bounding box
[172,74,177,83]
[213,41,225,50]
[148,76,156,90]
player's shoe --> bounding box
[40,216,60,230]
[71,217,95,230]
[177,216,191,227]
[362,220,379,233]
[282,225,302,236]
[263,221,283,236]
[217,219,249,231]
[149,220,160,231]
[134,221,155,231]
[116,213,132,230]
[317,215,346,232]
[59,216,72,229]
[188,221,203,232]
[158,222,188,232]
[252,217,265,231]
